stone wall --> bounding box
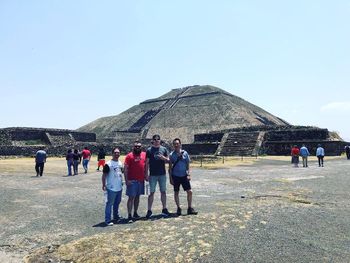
[0,127,96,156]
[262,141,347,156]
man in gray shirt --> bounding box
[35,149,47,176]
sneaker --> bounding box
[176,207,182,216]
[161,208,170,217]
[187,207,198,215]
[105,221,114,226]
[133,212,141,219]
[127,215,134,223]
[146,210,152,219]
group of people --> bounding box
[65,147,92,176]
[101,134,197,226]
[290,144,325,167]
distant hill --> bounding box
[77,85,289,143]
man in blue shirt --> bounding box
[316,144,325,167]
[299,144,310,168]
[35,149,47,177]
[169,138,197,216]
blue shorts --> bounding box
[126,181,145,197]
[149,175,166,193]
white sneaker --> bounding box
[106,222,113,226]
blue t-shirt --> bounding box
[35,150,47,163]
[170,150,190,177]
[146,146,168,176]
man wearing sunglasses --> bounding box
[124,140,146,222]
[145,134,170,218]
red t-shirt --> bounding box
[124,151,146,181]
[291,147,300,156]
[81,149,91,160]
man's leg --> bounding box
[127,196,135,217]
[186,189,193,208]
[113,190,122,220]
[133,195,140,218]
[40,163,44,176]
[35,163,40,176]
[105,189,116,224]
[174,191,180,208]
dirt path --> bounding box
[0,156,349,262]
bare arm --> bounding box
[144,158,149,181]
[124,164,131,186]
[101,164,110,191]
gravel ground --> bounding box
[0,156,349,262]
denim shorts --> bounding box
[149,175,166,193]
[126,181,145,197]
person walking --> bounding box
[124,140,146,222]
[291,145,300,167]
[299,144,310,168]
[65,149,74,176]
[145,134,170,218]
[316,144,325,167]
[96,148,106,171]
[169,138,198,216]
[81,147,91,174]
[35,149,47,177]
[102,147,123,226]
[345,145,350,160]
[72,149,81,175]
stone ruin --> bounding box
[184,125,347,156]
[0,127,97,156]
[1,86,348,157]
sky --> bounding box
[0,1,349,141]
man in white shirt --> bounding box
[102,147,123,226]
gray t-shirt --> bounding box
[146,146,168,176]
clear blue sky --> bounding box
[1,1,349,141]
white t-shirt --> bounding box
[105,160,123,192]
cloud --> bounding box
[320,102,350,112]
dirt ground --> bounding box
[0,156,349,262]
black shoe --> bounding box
[161,208,170,217]
[187,207,198,215]
[133,212,141,219]
[177,207,182,216]
[127,214,134,223]
[146,210,152,219]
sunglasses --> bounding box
[153,138,160,141]
[114,151,120,154]
[134,146,141,148]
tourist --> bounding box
[299,144,310,168]
[35,149,47,177]
[145,134,170,218]
[124,140,146,222]
[81,146,91,174]
[65,149,74,176]
[73,149,81,175]
[102,147,123,226]
[96,147,106,171]
[169,138,198,216]
[345,145,350,160]
[316,144,325,167]
[291,145,300,167]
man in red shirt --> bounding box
[291,145,300,168]
[81,147,91,173]
[124,140,146,221]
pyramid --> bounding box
[78,85,289,144]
